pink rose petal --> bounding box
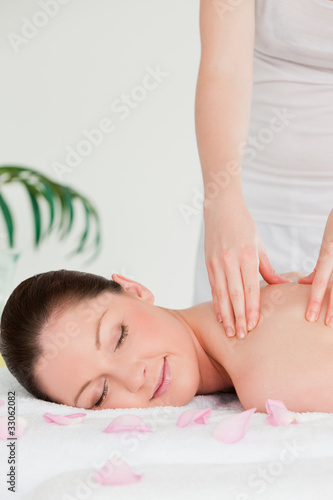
[93,456,142,486]
[265,399,299,426]
[0,416,27,440]
[213,408,257,444]
[103,414,152,433]
[43,412,86,425]
[177,408,212,427]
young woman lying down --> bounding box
[1,267,332,413]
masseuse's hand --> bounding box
[204,196,292,340]
[298,209,333,327]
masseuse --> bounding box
[193,0,333,339]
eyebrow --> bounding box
[73,309,108,408]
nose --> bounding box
[112,359,146,394]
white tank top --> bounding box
[241,0,333,227]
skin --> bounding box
[298,209,333,326]
[35,271,333,413]
[196,0,333,335]
[35,278,229,411]
[196,0,288,337]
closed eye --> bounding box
[92,323,129,409]
[115,323,128,351]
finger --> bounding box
[325,284,333,327]
[240,261,260,332]
[216,272,237,338]
[305,267,331,322]
[225,264,247,339]
[206,260,221,321]
[298,270,315,284]
[259,252,292,284]
[206,262,236,337]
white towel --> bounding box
[1,366,333,500]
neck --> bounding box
[167,306,234,395]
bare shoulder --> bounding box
[199,0,255,76]
[178,300,233,366]
[178,300,220,341]
[180,301,216,335]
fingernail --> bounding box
[237,329,245,339]
[226,327,234,337]
[326,316,333,327]
[247,316,259,331]
[307,312,317,322]
[217,313,222,323]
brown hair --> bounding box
[0,269,123,403]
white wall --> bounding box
[0,0,205,309]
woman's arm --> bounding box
[196,0,289,339]
[196,0,255,197]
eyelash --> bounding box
[93,323,129,409]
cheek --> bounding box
[130,306,192,354]
[131,312,167,346]
[171,357,200,405]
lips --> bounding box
[152,357,171,399]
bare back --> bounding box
[185,277,333,413]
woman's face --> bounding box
[35,279,201,410]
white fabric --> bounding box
[194,0,333,304]
[1,366,333,499]
[193,217,325,305]
[241,0,333,227]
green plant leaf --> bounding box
[0,191,14,247]
[0,165,102,262]
[64,195,102,263]
[22,182,42,247]
[33,178,55,237]
[80,216,102,266]
[64,199,90,258]
[54,185,74,240]
[77,200,90,253]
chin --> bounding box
[155,393,195,409]
[152,379,197,408]
[171,380,199,407]
[177,392,197,407]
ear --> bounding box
[111,274,155,304]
